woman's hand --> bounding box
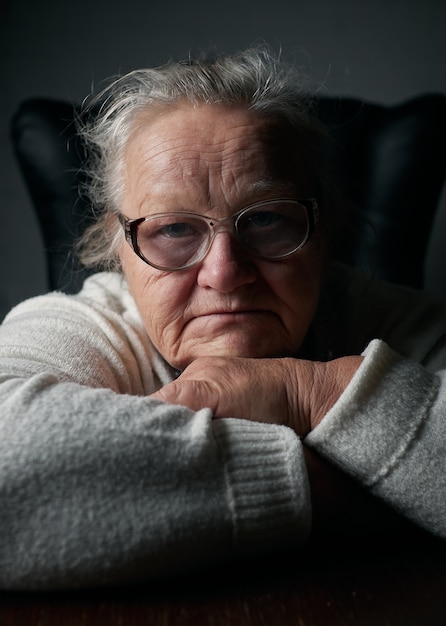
[151,355,363,436]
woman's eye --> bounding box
[158,222,197,238]
[245,211,282,229]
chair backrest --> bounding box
[10,94,446,293]
[314,94,446,288]
[11,99,91,294]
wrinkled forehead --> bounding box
[124,103,316,206]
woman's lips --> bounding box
[190,309,276,327]
[197,308,269,317]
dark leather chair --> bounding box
[10,94,446,294]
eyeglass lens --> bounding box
[134,201,310,270]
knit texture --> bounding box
[0,273,310,589]
[1,266,446,587]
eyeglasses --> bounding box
[119,198,319,272]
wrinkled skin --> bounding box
[118,102,393,534]
[119,103,325,370]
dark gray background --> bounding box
[2,0,446,320]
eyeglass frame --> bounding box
[119,197,319,272]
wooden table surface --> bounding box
[1,531,445,626]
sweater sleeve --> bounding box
[0,276,310,590]
[305,339,446,538]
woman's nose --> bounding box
[196,232,257,292]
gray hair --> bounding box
[76,47,328,271]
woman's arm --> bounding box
[0,375,309,589]
[305,339,446,538]
[154,341,446,539]
[0,278,310,589]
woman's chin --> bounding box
[170,332,298,369]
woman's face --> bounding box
[119,103,325,370]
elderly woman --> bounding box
[1,48,445,589]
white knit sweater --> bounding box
[0,264,445,589]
